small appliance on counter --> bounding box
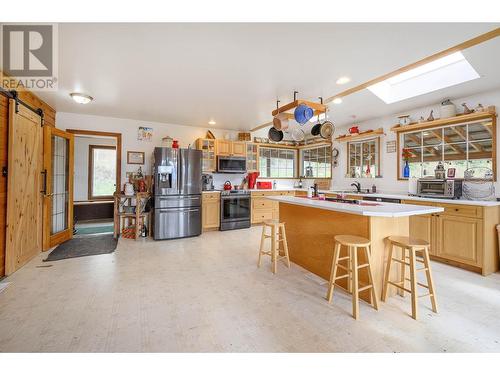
[223,181,232,190]
[416,178,463,199]
[202,174,214,191]
[247,171,259,189]
[257,181,272,189]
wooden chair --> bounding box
[326,235,379,319]
[257,220,290,274]
[382,236,438,320]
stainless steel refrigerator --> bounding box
[152,147,202,240]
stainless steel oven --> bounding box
[417,178,463,199]
[220,190,251,231]
[217,156,246,174]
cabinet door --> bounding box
[202,199,220,229]
[231,141,246,157]
[409,214,434,254]
[435,215,482,267]
[216,140,231,156]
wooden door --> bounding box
[5,100,43,275]
[43,127,74,250]
[435,214,483,267]
[216,140,231,156]
[231,141,246,157]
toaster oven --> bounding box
[416,178,463,199]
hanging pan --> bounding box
[319,106,335,139]
[269,126,284,142]
[311,97,323,136]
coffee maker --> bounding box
[202,174,214,191]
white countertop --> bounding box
[266,195,444,218]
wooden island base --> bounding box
[279,202,409,302]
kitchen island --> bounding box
[266,196,443,302]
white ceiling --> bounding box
[36,23,500,130]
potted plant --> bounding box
[402,148,414,178]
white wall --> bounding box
[73,135,116,201]
[56,112,240,189]
[331,88,500,194]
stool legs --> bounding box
[422,248,438,313]
[351,245,359,319]
[408,248,418,320]
[381,242,394,302]
[271,224,277,274]
[257,225,266,268]
[326,242,341,303]
[365,245,379,311]
[280,224,291,268]
[399,246,406,297]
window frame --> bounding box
[396,117,496,181]
[299,144,332,179]
[346,137,381,179]
[258,146,298,179]
[88,145,117,200]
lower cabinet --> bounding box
[405,199,497,275]
[250,190,294,224]
[202,192,220,231]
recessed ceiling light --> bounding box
[332,98,343,104]
[367,52,480,104]
[208,120,216,125]
[70,93,93,104]
[336,76,351,85]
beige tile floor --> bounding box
[1,226,500,352]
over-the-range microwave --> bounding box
[417,178,463,199]
[216,156,246,174]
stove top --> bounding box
[220,189,250,196]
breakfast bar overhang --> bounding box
[266,196,444,302]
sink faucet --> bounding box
[351,181,361,193]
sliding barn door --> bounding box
[5,100,43,275]
[43,127,74,250]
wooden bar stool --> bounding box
[326,235,379,320]
[382,236,438,320]
[257,219,290,274]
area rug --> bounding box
[44,233,117,262]
[76,225,114,235]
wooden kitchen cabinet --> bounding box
[215,139,246,157]
[216,140,232,156]
[435,214,482,267]
[404,199,498,275]
[250,190,294,224]
[196,138,216,172]
[246,143,258,172]
[202,192,220,231]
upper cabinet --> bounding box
[196,138,216,172]
[246,143,258,172]
[216,140,246,157]
[346,137,381,178]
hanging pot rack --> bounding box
[272,90,327,118]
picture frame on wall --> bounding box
[127,151,145,165]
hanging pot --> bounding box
[291,127,305,142]
[273,113,289,131]
[311,112,322,136]
[268,127,284,142]
[319,109,335,139]
[294,104,314,124]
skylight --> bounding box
[367,52,480,104]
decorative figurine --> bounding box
[427,110,435,122]
[462,103,473,114]
[475,103,485,113]
[418,116,425,123]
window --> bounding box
[300,145,332,178]
[89,145,117,199]
[259,147,296,178]
[400,119,494,179]
[347,138,380,178]
[367,52,479,104]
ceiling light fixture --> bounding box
[208,120,216,125]
[70,93,93,104]
[336,76,351,85]
[332,98,343,104]
[367,52,480,104]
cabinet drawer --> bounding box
[252,198,275,210]
[202,192,220,201]
[440,203,482,218]
[252,209,274,223]
[402,200,437,207]
[251,191,279,197]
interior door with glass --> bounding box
[43,127,74,250]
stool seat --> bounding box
[387,236,429,248]
[334,235,371,247]
[263,219,280,226]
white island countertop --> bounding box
[266,195,444,218]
